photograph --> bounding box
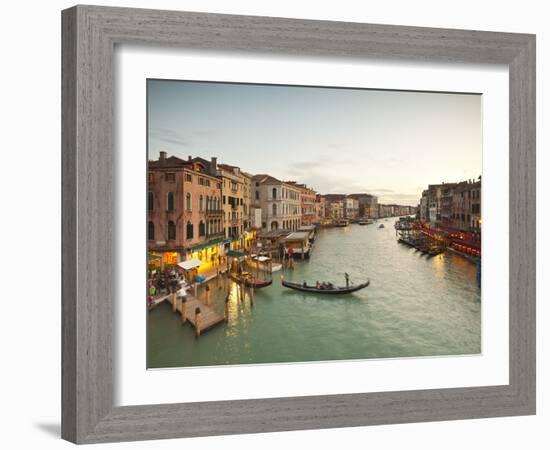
[146,79,482,369]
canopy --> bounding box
[177,259,202,270]
[226,250,245,258]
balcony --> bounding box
[205,209,224,216]
[206,231,225,239]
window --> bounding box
[165,173,175,182]
[185,173,192,182]
[167,192,175,211]
[186,222,194,240]
[199,221,205,237]
[167,221,176,240]
[147,191,154,211]
[186,193,192,211]
[148,172,154,183]
[205,179,210,187]
[223,196,226,205]
[199,195,203,212]
[272,188,277,199]
[272,204,277,216]
[255,191,259,201]
[147,221,155,241]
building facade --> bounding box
[147,152,223,271]
[322,194,346,219]
[218,164,247,243]
[344,197,359,219]
[348,193,378,218]
[287,182,317,226]
[252,175,302,231]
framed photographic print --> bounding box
[62,5,536,444]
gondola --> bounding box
[229,272,273,288]
[281,279,370,294]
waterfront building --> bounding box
[344,197,359,220]
[377,204,393,218]
[421,178,481,232]
[147,152,223,272]
[252,174,302,231]
[348,193,378,218]
[286,182,317,226]
[419,190,430,222]
[322,194,346,219]
[314,194,327,223]
[218,163,247,247]
[241,171,253,230]
[470,179,481,231]
[427,184,443,225]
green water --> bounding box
[148,217,481,368]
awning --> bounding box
[147,254,162,261]
[177,259,202,270]
[188,238,225,253]
[226,250,245,258]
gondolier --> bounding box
[345,272,350,288]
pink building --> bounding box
[147,152,223,269]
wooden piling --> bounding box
[180,297,187,323]
[205,284,210,305]
[250,286,254,307]
[194,282,198,297]
[171,292,177,313]
[195,307,201,337]
[224,295,230,322]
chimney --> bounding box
[211,157,218,172]
[188,155,192,161]
[159,151,167,161]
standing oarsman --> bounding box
[345,272,350,288]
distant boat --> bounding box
[336,219,349,227]
[358,220,368,225]
[378,224,385,229]
[282,279,370,294]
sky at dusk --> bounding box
[147,80,482,206]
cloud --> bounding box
[149,128,191,147]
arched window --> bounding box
[186,193,192,211]
[167,221,176,240]
[199,221,206,237]
[167,192,174,212]
[147,221,155,241]
[186,221,194,240]
[272,188,277,199]
[199,195,204,212]
[147,191,154,211]
[272,203,277,216]
[205,195,210,211]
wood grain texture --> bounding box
[61,5,536,444]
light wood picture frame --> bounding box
[61,5,536,444]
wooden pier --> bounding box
[152,292,225,336]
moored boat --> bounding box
[229,272,273,288]
[281,279,370,294]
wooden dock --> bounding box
[177,295,225,334]
[152,292,225,336]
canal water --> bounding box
[148,217,481,368]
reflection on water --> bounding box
[148,217,481,368]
